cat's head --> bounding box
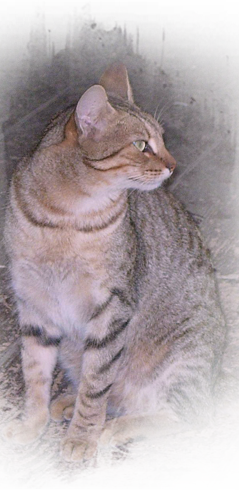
[72,63,176,191]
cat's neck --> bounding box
[13,148,128,234]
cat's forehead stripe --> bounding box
[110,98,163,136]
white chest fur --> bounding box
[12,241,109,337]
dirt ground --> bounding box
[0,18,239,490]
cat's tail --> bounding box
[213,371,239,417]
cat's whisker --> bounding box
[153,103,162,121]
[154,101,174,124]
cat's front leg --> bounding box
[61,315,130,462]
[5,328,60,444]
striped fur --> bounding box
[4,63,226,461]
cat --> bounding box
[4,63,226,461]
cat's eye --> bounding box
[133,140,147,152]
[133,140,154,154]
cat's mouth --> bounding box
[127,167,172,190]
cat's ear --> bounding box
[75,85,116,138]
[99,63,134,103]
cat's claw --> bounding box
[3,418,47,445]
[61,437,97,462]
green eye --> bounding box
[133,140,147,152]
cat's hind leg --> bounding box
[100,372,215,447]
[100,410,180,448]
[4,329,59,445]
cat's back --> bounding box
[127,187,223,328]
[128,187,209,270]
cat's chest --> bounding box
[13,233,110,333]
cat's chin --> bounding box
[133,183,163,191]
[127,182,165,192]
[127,171,173,191]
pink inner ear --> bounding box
[75,85,115,137]
[99,63,134,103]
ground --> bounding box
[0,0,239,488]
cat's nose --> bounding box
[163,148,176,173]
[166,158,176,173]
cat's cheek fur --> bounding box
[141,167,172,190]
[125,167,172,191]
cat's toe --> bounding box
[61,437,97,462]
[50,394,76,422]
[3,418,45,445]
[100,419,131,446]
[3,420,22,443]
[62,406,74,421]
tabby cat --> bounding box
[4,63,225,461]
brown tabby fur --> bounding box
[4,63,225,461]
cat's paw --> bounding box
[3,416,48,445]
[100,418,134,446]
[50,393,76,422]
[61,436,97,462]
